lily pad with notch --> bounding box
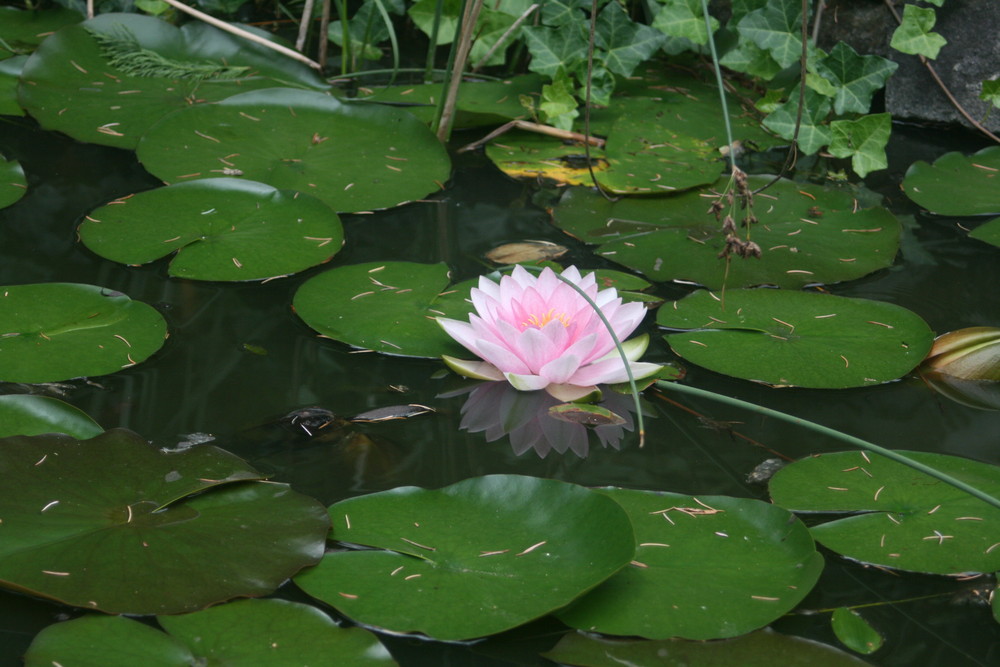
[901,146,1000,216]
[79,179,343,281]
[552,176,901,289]
[18,14,327,149]
[25,599,394,666]
[0,153,27,208]
[136,87,451,213]
[657,288,934,388]
[0,429,330,614]
[0,283,168,383]
[769,450,1000,575]
[555,487,823,640]
[293,474,635,640]
[293,261,475,358]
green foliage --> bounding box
[981,79,1000,108]
[812,42,898,115]
[890,4,948,59]
[652,0,719,46]
[828,113,892,177]
[0,153,26,208]
[0,395,103,439]
[736,0,803,68]
[831,607,884,655]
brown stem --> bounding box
[457,119,606,153]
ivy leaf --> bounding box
[981,80,1000,108]
[828,113,891,178]
[539,73,579,130]
[720,40,783,80]
[540,0,588,26]
[737,0,803,68]
[522,25,589,78]
[890,4,947,59]
[814,41,899,114]
[762,86,832,155]
[652,0,719,46]
[595,3,665,78]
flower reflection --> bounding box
[452,381,635,458]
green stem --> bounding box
[655,381,1000,510]
[700,0,734,171]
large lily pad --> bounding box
[0,429,329,614]
[657,288,934,388]
[293,261,475,357]
[0,283,168,383]
[79,179,343,281]
[552,176,901,289]
[0,395,102,439]
[0,56,27,116]
[136,87,451,213]
[902,146,1000,216]
[25,599,394,666]
[769,450,1000,575]
[18,14,326,149]
[294,475,635,640]
[0,153,27,209]
[556,488,823,640]
[544,628,873,667]
[0,7,82,60]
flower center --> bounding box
[522,309,570,330]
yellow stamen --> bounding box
[522,309,570,329]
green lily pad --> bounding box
[831,607,883,655]
[902,146,1000,216]
[25,599,395,666]
[136,87,451,213]
[294,475,635,640]
[543,628,873,666]
[485,130,610,187]
[556,488,823,640]
[0,56,27,116]
[0,153,27,209]
[0,395,102,439]
[969,217,1000,249]
[0,283,168,383]
[18,14,326,149]
[769,450,1000,575]
[0,6,82,60]
[0,429,329,614]
[79,179,343,281]
[552,176,901,289]
[293,261,474,358]
[657,288,934,388]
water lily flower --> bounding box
[437,265,661,402]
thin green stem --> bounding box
[700,0,734,172]
[655,381,1000,510]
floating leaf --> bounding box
[890,4,947,59]
[556,488,823,639]
[0,283,168,383]
[552,177,901,290]
[657,289,934,388]
[485,131,609,186]
[137,88,450,213]
[901,146,1000,216]
[25,599,395,666]
[769,450,1000,575]
[0,153,27,209]
[294,475,635,640]
[0,56,27,116]
[0,395,102,439]
[544,628,873,666]
[831,607,883,655]
[80,179,343,281]
[18,14,326,149]
[0,6,82,60]
[293,261,474,358]
[0,429,330,613]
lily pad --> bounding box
[25,599,394,666]
[0,6,82,60]
[136,87,451,213]
[0,283,168,383]
[293,475,635,640]
[657,288,934,388]
[485,130,610,187]
[0,395,102,439]
[552,176,901,289]
[18,14,326,149]
[0,429,329,614]
[902,146,1000,216]
[543,628,873,667]
[0,153,27,209]
[293,261,474,357]
[769,450,1000,575]
[0,56,27,116]
[831,607,883,655]
[556,488,823,640]
[79,179,343,281]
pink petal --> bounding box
[476,338,531,375]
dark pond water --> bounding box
[1,113,998,665]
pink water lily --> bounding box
[437,265,661,401]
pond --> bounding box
[2,8,1000,666]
